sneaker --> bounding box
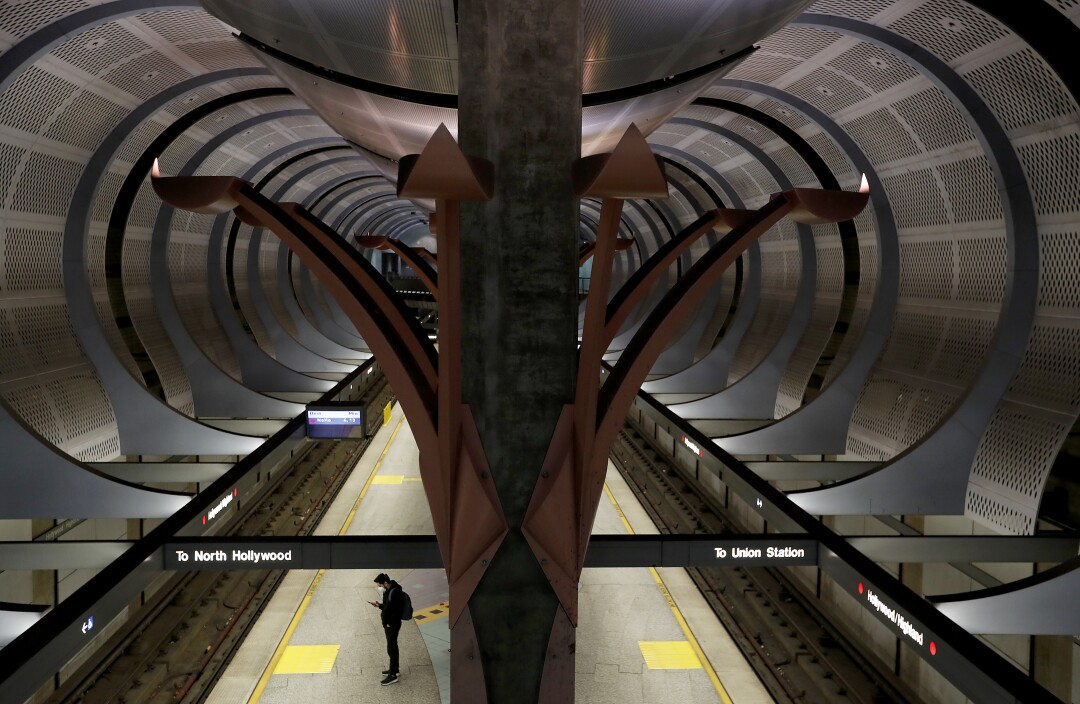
[381,674,399,686]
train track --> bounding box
[612,424,918,704]
[46,399,906,703]
[47,436,372,704]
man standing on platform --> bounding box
[369,573,404,685]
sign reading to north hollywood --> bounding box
[165,542,302,570]
[687,538,818,566]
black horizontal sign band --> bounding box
[163,533,818,570]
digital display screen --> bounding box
[306,407,365,438]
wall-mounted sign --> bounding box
[307,409,363,424]
[686,538,817,566]
[306,407,366,438]
[202,488,237,525]
[80,616,94,635]
[165,542,303,570]
[681,435,702,457]
[857,581,935,654]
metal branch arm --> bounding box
[603,209,724,344]
[581,196,793,557]
[282,203,438,389]
[357,233,439,298]
[236,189,439,440]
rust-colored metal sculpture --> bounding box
[394,126,503,635]
[152,163,438,444]
[578,236,633,266]
[521,126,869,625]
[152,125,868,700]
[355,234,390,249]
[155,132,504,633]
[355,232,439,298]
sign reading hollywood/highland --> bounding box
[857,581,936,654]
[164,542,302,570]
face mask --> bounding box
[377,586,386,596]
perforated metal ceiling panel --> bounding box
[692,1,1080,537]
[1,0,1080,558]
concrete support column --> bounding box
[458,1,582,702]
[1034,636,1072,699]
[30,520,55,608]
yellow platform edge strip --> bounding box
[247,415,405,703]
[604,482,734,704]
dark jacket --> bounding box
[378,580,405,625]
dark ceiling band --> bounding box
[281,171,386,324]
[104,87,290,398]
[691,97,861,401]
[964,0,1080,104]
[205,137,350,385]
[623,198,671,263]
[658,171,711,277]
[150,109,327,402]
[650,145,745,208]
[0,0,201,93]
[358,204,423,235]
[336,191,401,234]
[389,217,431,238]
[381,211,426,238]
[331,187,398,228]
[179,109,316,177]
[308,174,387,212]
[661,157,726,208]
[223,145,354,318]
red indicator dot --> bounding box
[857,582,864,594]
[929,641,937,656]
[233,487,238,496]
[202,515,207,525]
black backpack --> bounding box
[395,586,413,620]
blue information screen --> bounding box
[306,408,365,438]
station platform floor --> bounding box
[205,404,776,704]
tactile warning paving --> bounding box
[413,601,450,623]
[638,641,702,669]
[274,644,340,674]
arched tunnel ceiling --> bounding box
[0,1,1079,543]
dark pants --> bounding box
[383,621,400,674]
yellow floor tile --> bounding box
[638,641,702,669]
[274,644,340,674]
[412,601,450,622]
